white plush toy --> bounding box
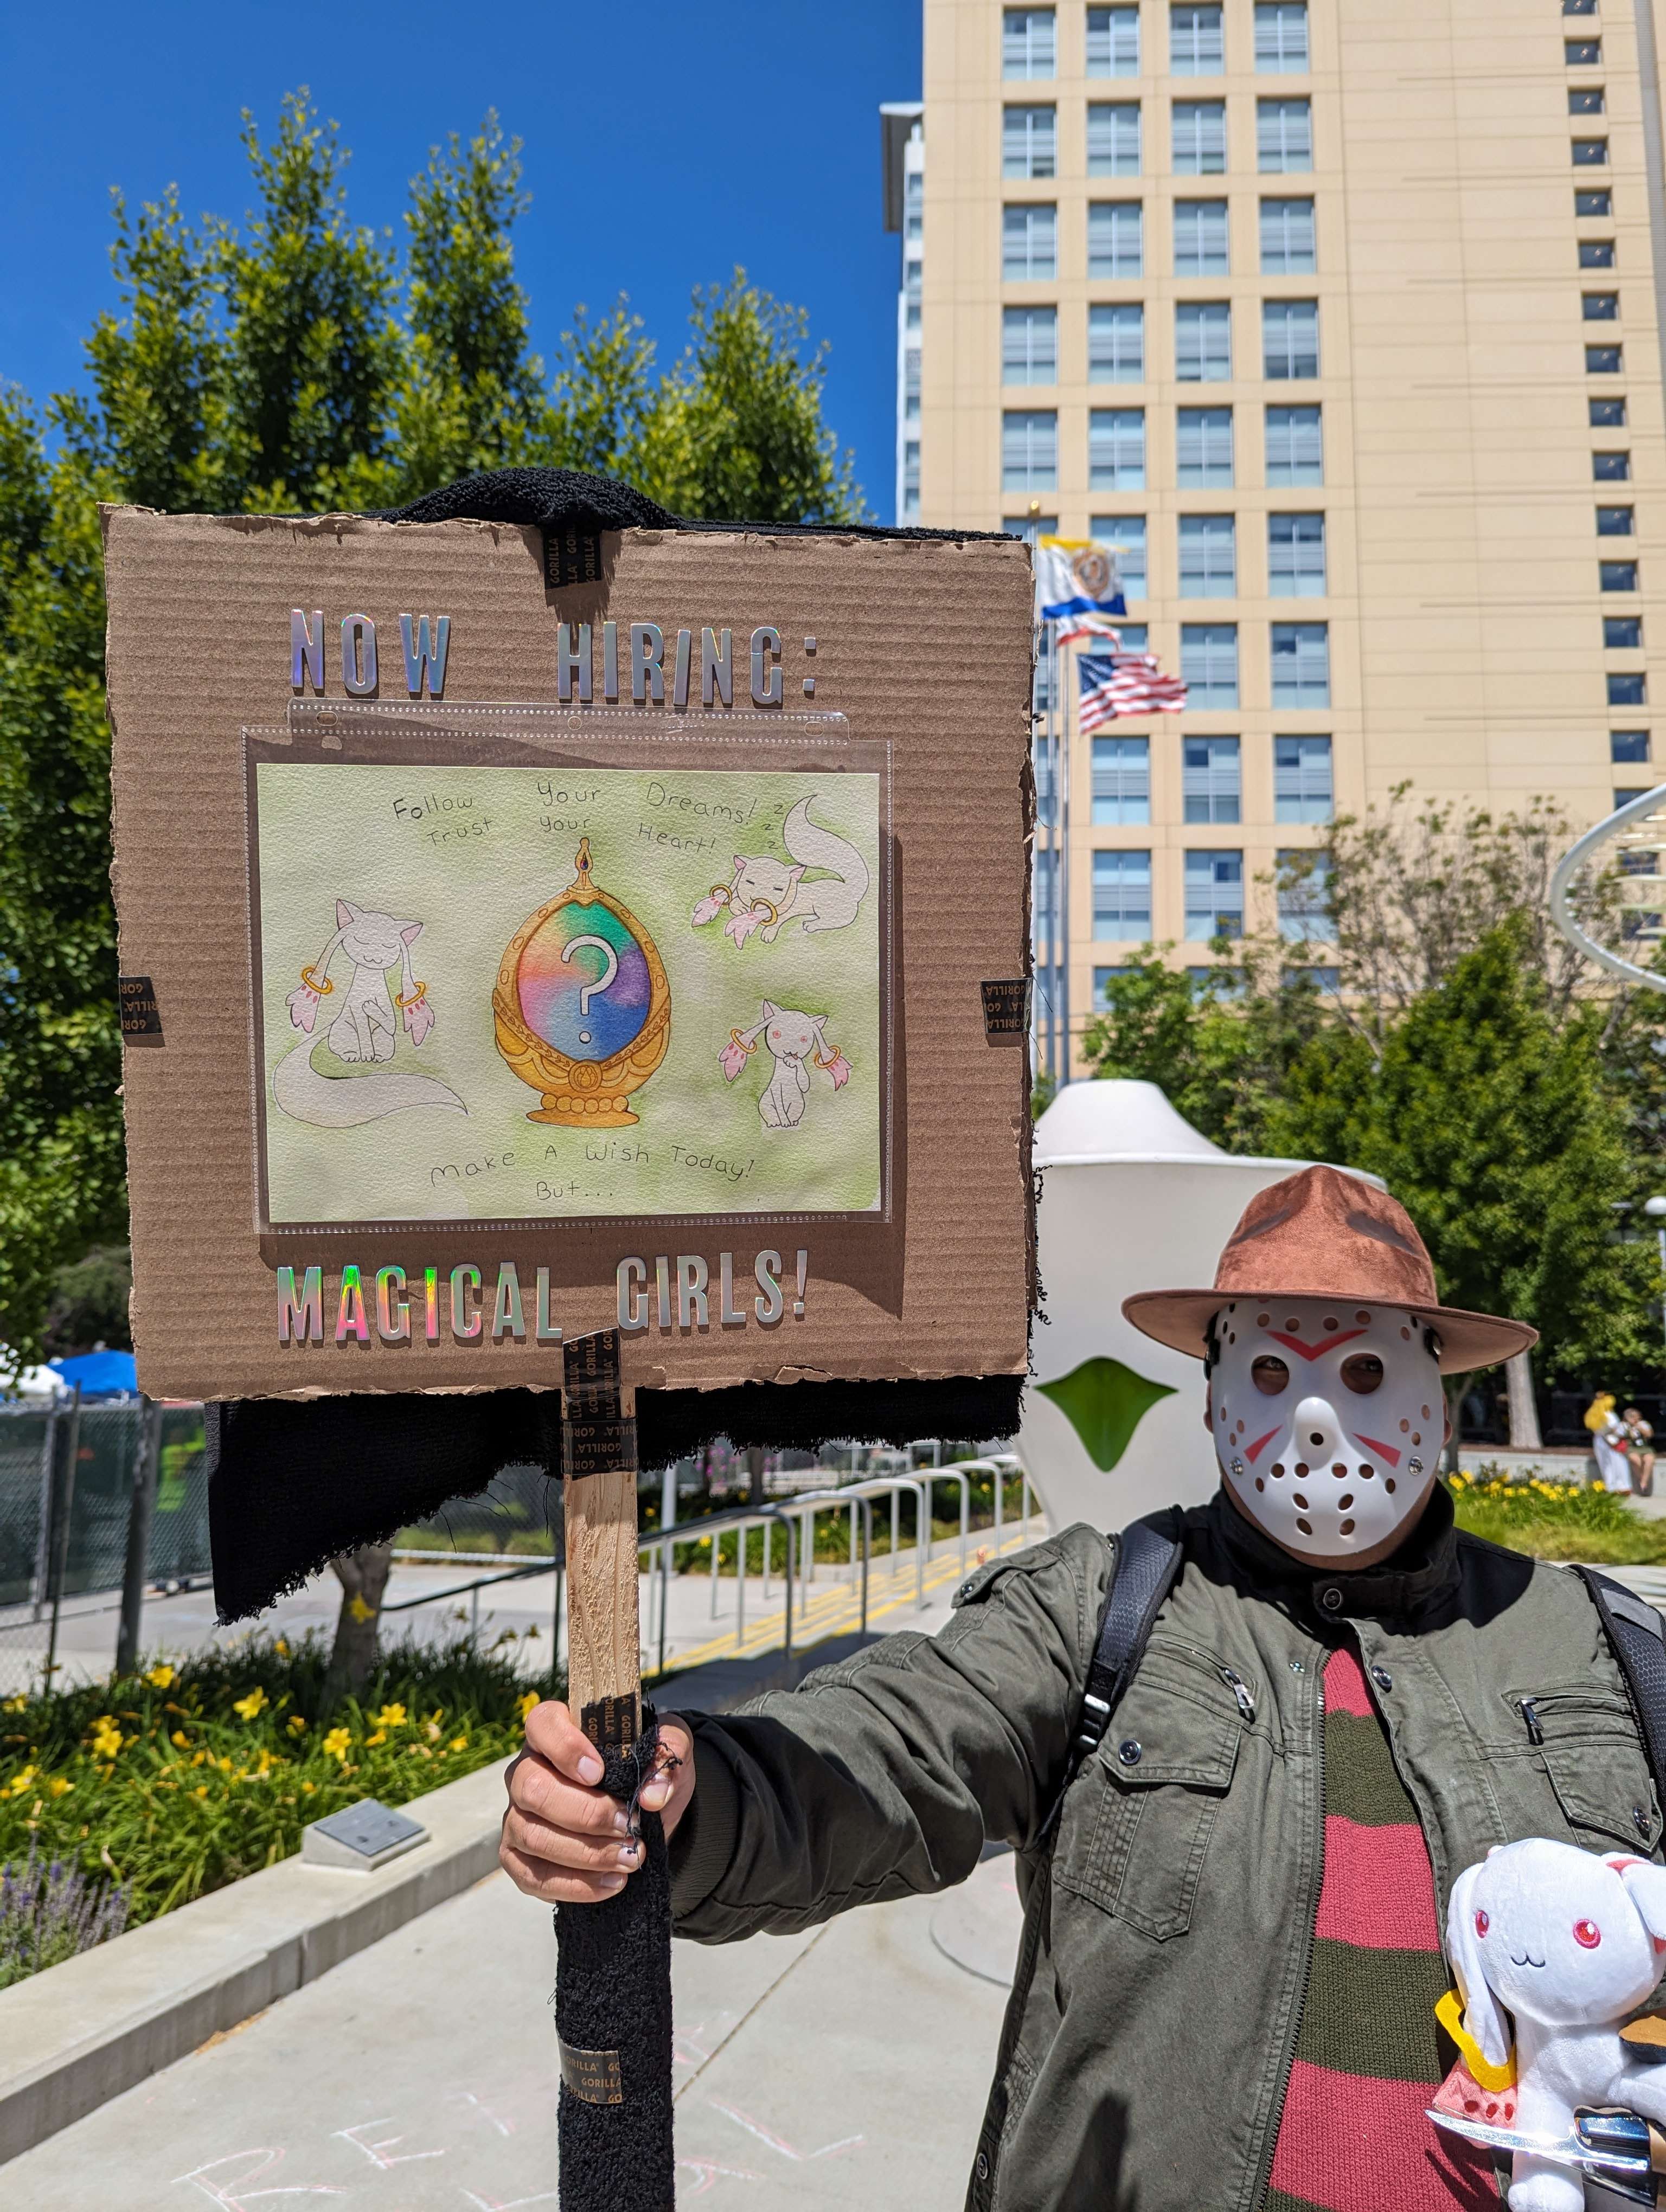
[1447,1838,1666,2209]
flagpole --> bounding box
[1054,616,1069,1086]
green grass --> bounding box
[0,1630,553,1975]
[1447,1468,1666,1565]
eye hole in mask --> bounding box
[1339,1353,1385,1396]
[1251,1355,1290,1396]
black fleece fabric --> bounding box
[207,465,1030,1619]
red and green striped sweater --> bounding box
[1263,1642,1497,2212]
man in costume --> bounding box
[502,1166,1665,2210]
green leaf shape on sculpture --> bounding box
[1036,1356,1177,1472]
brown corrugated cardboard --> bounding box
[102,509,1035,1403]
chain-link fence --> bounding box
[0,1401,211,1694]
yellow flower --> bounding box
[3,1695,27,1714]
[47,1776,72,1797]
[286,1714,308,1737]
[5,1765,37,1798]
[364,1729,387,1748]
[195,1784,208,1798]
[145,1664,175,1690]
[323,1726,351,1761]
[516,1690,540,1722]
[448,1735,469,1753]
[89,1721,123,1761]
[232,1687,268,1722]
[301,1779,316,1793]
[274,1638,289,1658]
[373,1702,407,1730]
[171,1729,190,1750]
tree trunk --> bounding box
[744,1445,766,1507]
[325,1541,393,1707]
[1504,1351,1542,1451]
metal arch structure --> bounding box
[1549,782,1666,991]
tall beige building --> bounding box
[896,0,1665,1073]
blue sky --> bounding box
[0,0,919,519]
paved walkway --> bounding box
[2,1865,1008,2210]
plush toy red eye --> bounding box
[1474,1911,1489,1937]
[1574,1920,1601,1949]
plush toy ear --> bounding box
[1447,1863,1512,2072]
[336,898,358,928]
[1606,1855,1666,1939]
[760,1000,779,1021]
[400,920,423,944]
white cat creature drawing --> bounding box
[720,1001,852,1130]
[273,899,465,1128]
[691,795,870,949]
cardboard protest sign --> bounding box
[102,504,1036,1411]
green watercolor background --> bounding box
[254,761,882,1223]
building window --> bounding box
[1088,200,1144,275]
[1569,86,1606,114]
[1580,240,1616,268]
[1179,513,1238,596]
[1572,139,1610,165]
[1173,100,1227,173]
[1564,0,1597,14]
[1566,36,1601,61]
[1003,409,1059,490]
[1086,5,1141,75]
[1587,345,1624,374]
[1594,452,1631,481]
[1003,8,1057,78]
[1092,513,1148,596]
[1583,292,1620,320]
[1277,850,1335,940]
[1177,406,1235,486]
[1610,673,1648,706]
[1093,850,1153,937]
[1177,299,1233,380]
[1598,505,1636,535]
[1004,203,1058,279]
[1602,561,1640,590]
[1092,735,1152,823]
[1003,306,1059,384]
[1011,514,1058,548]
[1182,622,1240,705]
[1266,402,1323,483]
[1606,616,1643,648]
[901,441,920,519]
[1094,965,1137,1007]
[1185,849,1244,939]
[1174,198,1230,274]
[1089,303,1146,382]
[1271,620,1330,705]
[1088,102,1143,175]
[1260,197,1316,274]
[1591,397,1627,427]
[1613,729,1651,762]
[1268,511,1327,596]
[1004,105,1058,178]
[1577,188,1613,216]
[1171,4,1225,74]
[1255,2,1309,70]
[1274,733,1332,822]
[1033,732,1056,825]
[1258,97,1313,171]
[1264,299,1320,378]
[1184,735,1241,822]
[1090,407,1148,488]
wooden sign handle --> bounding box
[564,1405,642,1753]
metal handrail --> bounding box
[785,1474,930,1609]
[645,1504,797,1675]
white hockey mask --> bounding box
[1209,1294,1445,1560]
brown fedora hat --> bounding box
[1122,1165,1538,1374]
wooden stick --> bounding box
[564,1438,642,1752]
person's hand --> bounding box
[499,1700,695,1904]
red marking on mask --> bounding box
[1244,1427,1280,1465]
[1354,1435,1403,1468]
[1265,1329,1368,1362]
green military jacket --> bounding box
[667,1489,1665,2211]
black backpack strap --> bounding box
[1041,1509,1184,1837]
[1574,1566,1666,1804]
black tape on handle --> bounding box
[554,1719,675,2211]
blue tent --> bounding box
[48,1349,139,1400]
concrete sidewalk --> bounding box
[1,1866,1008,2210]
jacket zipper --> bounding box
[1520,1697,1544,1746]
[1250,1652,1323,2211]
[1220,1666,1257,1724]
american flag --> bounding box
[1078,651,1188,730]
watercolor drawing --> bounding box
[274,898,464,1128]
[690,795,870,947]
[720,1000,851,1130]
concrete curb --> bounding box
[0,1757,509,2165]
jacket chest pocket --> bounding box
[1056,1648,1246,1941]
[1505,1684,1662,1855]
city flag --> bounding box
[1078,651,1187,730]
[1054,610,1123,650]
[1035,535,1125,620]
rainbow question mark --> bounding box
[560,935,619,1046]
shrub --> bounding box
[1446,1469,1666,1566]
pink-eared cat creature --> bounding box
[275,899,464,1128]
[720,1000,851,1129]
[691,796,870,947]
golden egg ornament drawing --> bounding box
[492,839,671,1126]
